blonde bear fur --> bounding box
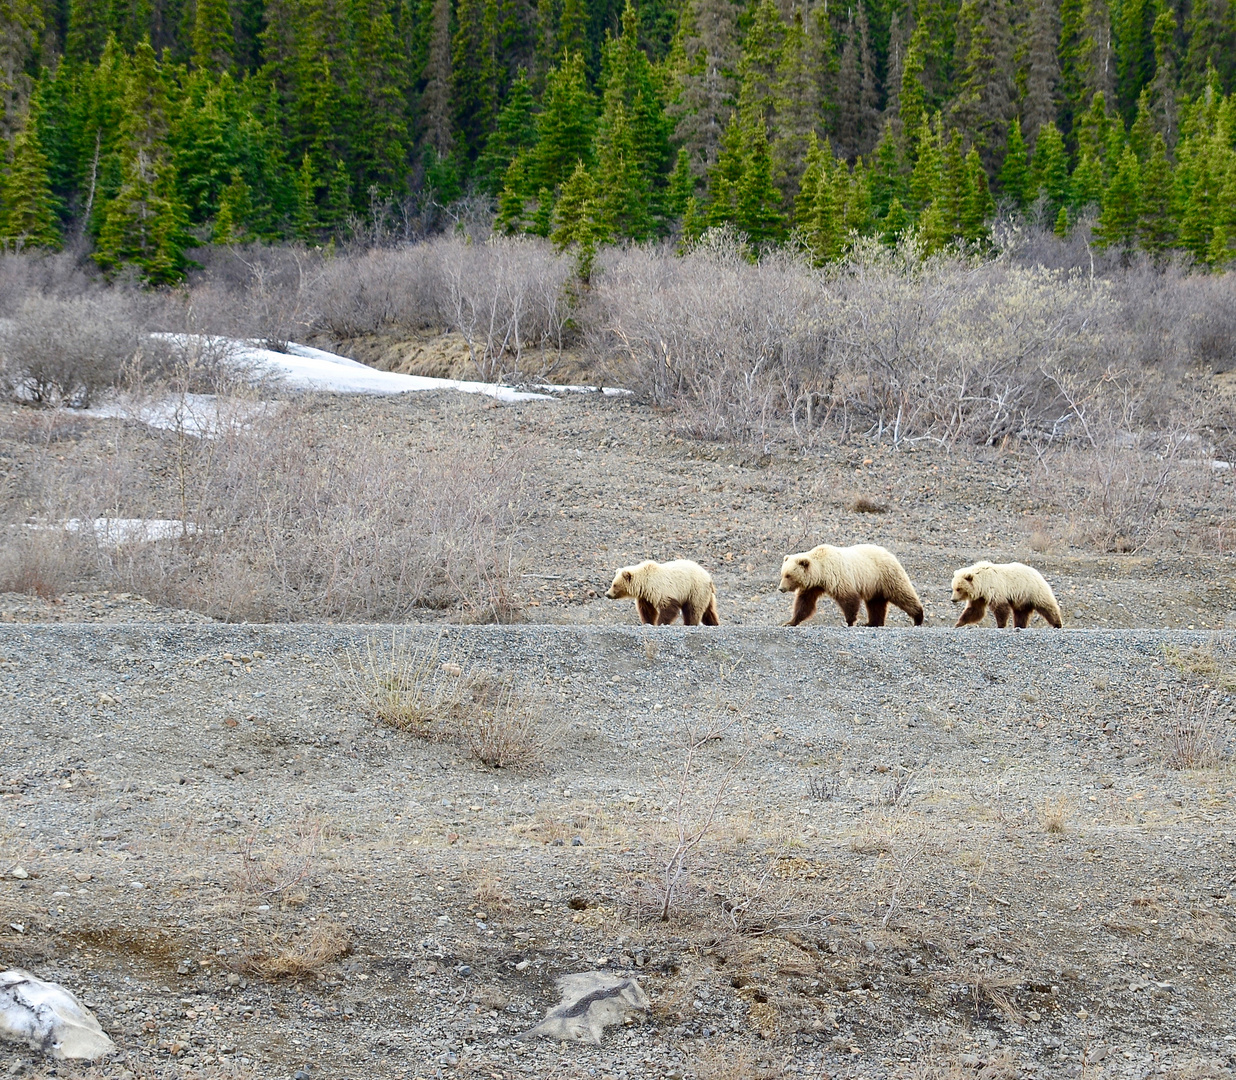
[606,560,720,626]
[778,544,924,627]
[951,561,1063,628]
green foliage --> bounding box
[8,0,1236,269]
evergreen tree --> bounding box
[868,118,907,220]
[1148,9,1177,145]
[528,185,553,236]
[1020,0,1060,144]
[452,0,500,165]
[669,0,739,170]
[665,145,696,218]
[476,68,537,192]
[94,41,190,284]
[999,115,1029,205]
[551,158,600,277]
[534,50,595,191]
[771,5,822,197]
[66,0,111,63]
[354,2,412,197]
[899,26,927,147]
[1181,0,1235,96]
[736,0,784,127]
[806,152,841,262]
[908,114,943,214]
[1,0,42,142]
[1112,0,1156,120]
[733,114,783,244]
[294,149,320,238]
[793,130,824,224]
[962,146,994,238]
[213,170,252,241]
[1136,130,1174,255]
[495,155,527,233]
[594,104,653,239]
[1029,119,1069,212]
[949,0,1016,168]
[1069,148,1103,208]
[1096,141,1139,246]
[881,194,910,243]
[1,107,61,248]
[192,0,235,72]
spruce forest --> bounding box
[0,0,1235,280]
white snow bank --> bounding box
[246,340,556,402]
[30,518,196,545]
[0,969,116,1060]
[81,392,273,437]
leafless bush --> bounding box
[234,822,322,901]
[1040,796,1070,834]
[0,526,94,597]
[1165,687,1229,769]
[56,399,535,621]
[313,244,440,337]
[0,294,144,406]
[454,672,549,769]
[344,632,469,734]
[643,711,751,922]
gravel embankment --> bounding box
[2,624,1235,1080]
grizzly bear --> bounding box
[951,561,1063,628]
[606,560,720,626]
[778,544,924,627]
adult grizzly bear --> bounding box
[606,560,720,626]
[951,561,1063,628]
[778,544,924,627]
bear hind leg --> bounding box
[636,598,658,624]
[955,599,988,627]
[787,587,824,626]
[864,597,888,627]
[1036,604,1063,628]
[1012,606,1032,629]
[992,601,1012,628]
[680,601,701,625]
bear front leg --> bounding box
[836,595,863,626]
[955,599,987,627]
[992,601,1012,628]
[636,598,658,624]
[679,601,700,626]
[656,603,682,625]
[1036,604,1063,628]
[864,597,888,627]
[787,587,823,626]
[701,597,720,626]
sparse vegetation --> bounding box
[241,920,353,979]
[1165,687,1229,770]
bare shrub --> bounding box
[241,919,352,979]
[644,710,751,922]
[0,527,93,598]
[454,672,549,769]
[72,401,535,621]
[343,632,468,734]
[1164,687,1229,770]
[848,494,889,513]
[234,821,322,902]
[0,294,143,406]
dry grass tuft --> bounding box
[689,1043,783,1079]
[0,527,91,599]
[344,632,467,736]
[242,919,352,978]
[848,494,890,513]
[1164,643,1236,689]
[1165,686,1228,770]
[1040,796,1070,834]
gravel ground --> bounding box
[2,623,1235,1079]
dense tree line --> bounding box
[0,0,1233,280]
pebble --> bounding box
[9,867,28,880]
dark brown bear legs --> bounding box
[656,603,682,625]
[864,597,888,626]
[955,598,988,627]
[700,596,720,626]
[787,586,825,626]
[636,599,659,624]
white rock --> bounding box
[522,972,650,1045]
[0,970,116,1060]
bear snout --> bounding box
[605,587,618,599]
[778,580,793,593]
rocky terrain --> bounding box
[1,621,1235,1080]
[1,385,1235,1079]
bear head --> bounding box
[950,563,990,602]
[606,565,640,600]
[778,551,815,593]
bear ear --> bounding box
[964,573,973,581]
[622,570,632,580]
[798,558,809,567]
